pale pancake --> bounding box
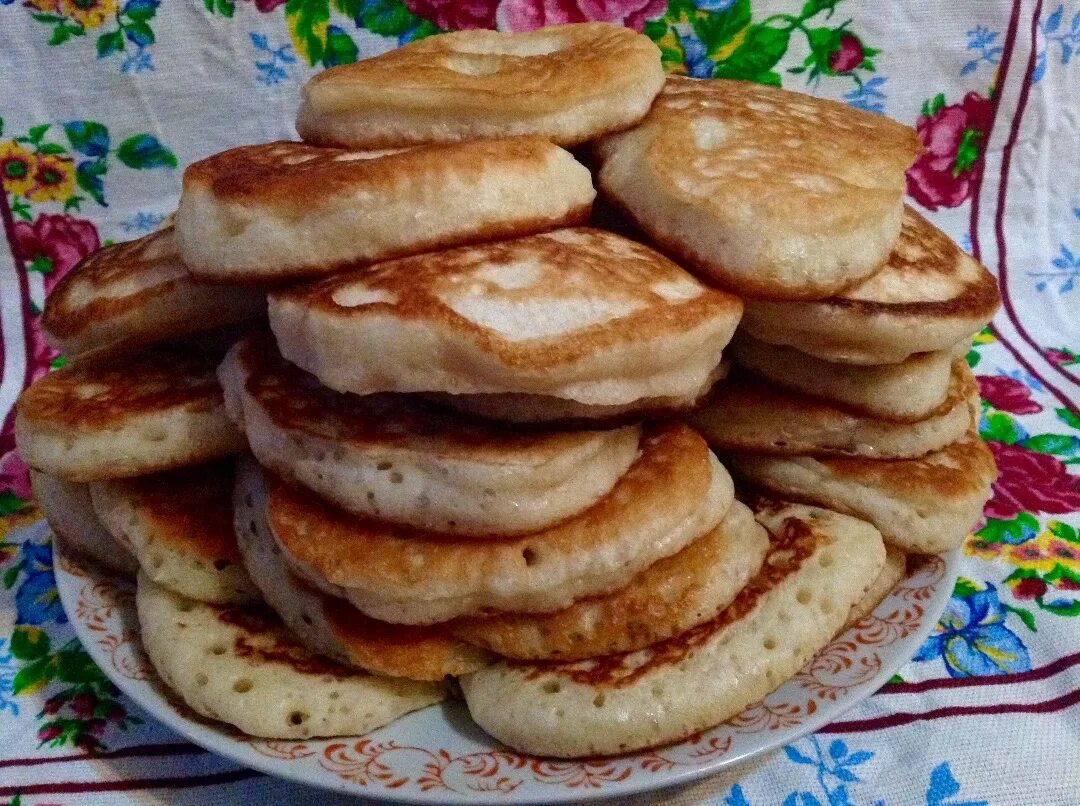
[460,502,885,757]
[449,500,767,661]
[234,458,492,680]
[741,206,1000,363]
[177,139,593,283]
[845,546,907,627]
[729,429,997,554]
[296,24,664,149]
[219,332,640,536]
[269,423,734,624]
[14,346,245,482]
[41,227,265,357]
[431,361,729,425]
[691,362,977,459]
[89,461,258,605]
[136,574,442,739]
[269,228,742,406]
[596,77,920,300]
[31,470,138,577]
[730,333,965,422]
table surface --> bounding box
[1,1,1077,803]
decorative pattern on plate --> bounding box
[54,544,958,802]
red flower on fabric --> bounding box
[13,213,100,294]
[501,0,666,32]
[906,92,993,211]
[985,441,1080,520]
[404,0,498,29]
[0,449,32,501]
[1010,577,1048,600]
[828,33,866,73]
[251,0,286,11]
[977,375,1043,415]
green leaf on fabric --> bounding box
[712,24,790,80]
[64,121,110,157]
[981,410,1024,444]
[800,0,842,18]
[1045,564,1080,587]
[75,159,108,206]
[1048,521,1079,544]
[976,513,1040,544]
[332,0,361,20]
[49,25,73,45]
[966,349,981,368]
[37,142,66,155]
[322,27,358,66]
[55,645,107,685]
[921,92,946,117]
[693,0,751,55]
[11,626,51,661]
[11,198,33,221]
[2,563,21,590]
[286,0,330,65]
[1038,598,1080,616]
[953,577,980,598]
[1019,433,1080,457]
[360,0,420,37]
[28,255,54,275]
[1056,407,1080,430]
[124,20,156,46]
[643,19,668,42]
[952,128,982,175]
[1003,567,1039,583]
[0,491,30,517]
[116,134,177,169]
[12,657,56,695]
[97,30,125,57]
[31,12,65,22]
[749,70,782,86]
[1003,604,1037,632]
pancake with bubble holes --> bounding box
[448,499,767,661]
[268,228,742,408]
[727,428,996,554]
[459,501,885,757]
[234,456,492,680]
[176,138,594,283]
[136,573,443,739]
[730,333,970,423]
[14,346,245,482]
[690,361,978,459]
[268,423,734,625]
[218,332,640,536]
[41,226,266,357]
[740,206,1000,364]
[844,545,907,628]
[296,23,664,149]
[595,77,921,300]
[31,470,138,577]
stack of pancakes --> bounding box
[15,22,997,759]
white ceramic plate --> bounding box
[55,544,957,804]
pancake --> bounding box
[728,429,997,554]
[596,77,920,300]
[741,206,1000,363]
[14,346,245,482]
[296,23,664,149]
[690,362,977,459]
[136,574,442,739]
[31,470,138,577]
[269,228,742,406]
[448,500,768,661]
[89,461,258,605]
[41,227,266,357]
[219,332,640,536]
[845,546,907,627]
[176,139,593,283]
[234,457,492,680]
[730,333,965,422]
[430,361,729,425]
[268,423,734,625]
[460,501,885,757]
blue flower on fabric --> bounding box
[676,28,715,79]
[13,541,66,627]
[914,583,1030,677]
[697,0,737,11]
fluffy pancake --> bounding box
[14,346,245,482]
[728,429,997,554]
[741,206,1000,363]
[136,574,442,739]
[730,333,965,422]
[448,500,768,661]
[41,227,265,357]
[845,546,907,627]
[296,23,664,149]
[219,332,640,536]
[596,77,920,299]
[269,228,742,406]
[268,423,734,625]
[31,470,138,577]
[90,461,258,605]
[690,362,977,459]
[176,139,593,283]
[460,501,885,757]
[234,457,492,680]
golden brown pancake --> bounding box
[845,545,907,627]
[14,346,245,482]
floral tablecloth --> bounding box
[1,0,1078,803]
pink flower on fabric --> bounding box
[501,0,666,32]
[404,0,498,29]
[985,441,1080,520]
[906,92,993,211]
[827,33,866,73]
[0,449,33,501]
[13,213,100,294]
[252,0,286,11]
[977,375,1043,415]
